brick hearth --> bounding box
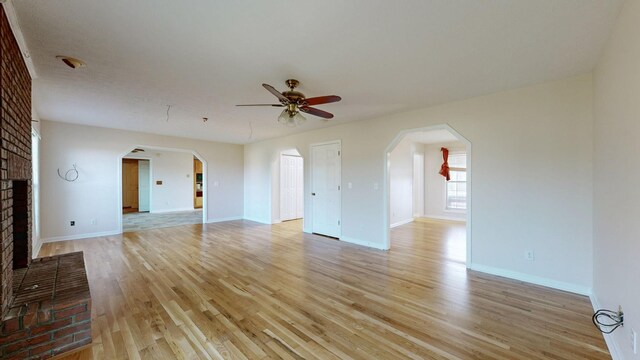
[0,252,91,359]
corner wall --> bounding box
[593,0,640,358]
[244,74,594,292]
[389,137,415,227]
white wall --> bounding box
[125,150,194,213]
[593,1,640,358]
[423,142,466,221]
[40,121,243,241]
[244,74,594,293]
[412,150,424,217]
[389,137,414,227]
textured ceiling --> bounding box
[15,0,622,144]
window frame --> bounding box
[444,152,467,212]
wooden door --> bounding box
[122,159,139,210]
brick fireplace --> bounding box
[0,5,92,359]
[0,3,33,321]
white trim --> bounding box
[32,237,42,258]
[589,294,622,360]
[339,236,388,250]
[206,216,243,224]
[384,124,472,267]
[469,263,592,296]
[150,207,196,214]
[390,218,414,228]
[2,1,37,78]
[42,230,121,243]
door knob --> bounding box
[311,193,316,196]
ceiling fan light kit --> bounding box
[237,79,341,127]
[278,108,306,127]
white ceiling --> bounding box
[15,0,622,144]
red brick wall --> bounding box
[0,297,92,359]
[0,5,33,318]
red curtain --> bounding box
[439,147,450,181]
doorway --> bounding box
[118,146,207,233]
[280,152,304,222]
[122,159,141,213]
[122,158,151,214]
[310,141,341,238]
[385,125,471,266]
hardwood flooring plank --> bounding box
[41,219,609,359]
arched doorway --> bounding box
[117,145,208,233]
[383,124,472,267]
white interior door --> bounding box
[138,160,151,212]
[311,142,341,238]
[280,155,304,221]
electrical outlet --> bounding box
[70,221,75,226]
[525,250,535,261]
[90,219,97,225]
[632,328,637,355]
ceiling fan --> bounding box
[237,79,341,126]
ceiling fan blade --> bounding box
[299,106,334,119]
[236,104,284,107]
[262,83,290,104]
[303,95,342,106]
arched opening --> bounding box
[117,145,207,233]
[383,124,472,267]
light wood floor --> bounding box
[40,219,609,360]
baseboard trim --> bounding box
[242,217,272,225]
[390,218,414,228]
[206,216,243,223]
[419,215,466,222]
[42,230,121,243]
[469,263,592,296]
[339,236,388,250]
[589,294,622,360]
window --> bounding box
[446,152,467,210]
